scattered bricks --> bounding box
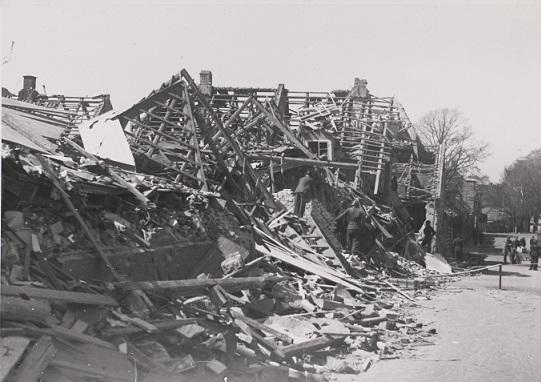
[385,320,398,331]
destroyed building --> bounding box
[1,71,449,381]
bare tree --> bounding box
[501,149,541,231]
[416,108,489,204]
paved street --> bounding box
[352,236,541,382]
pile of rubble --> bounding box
[1,69,449,381]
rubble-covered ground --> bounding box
[1,69,469,382]
[0,148,449,382]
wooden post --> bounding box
[181,85,208,190]
[373,122,388,195]
[406,155,413,199]
[499,264,502,289]
[433,144,446,255]
[356,122,367,189]
[269,158,275,194]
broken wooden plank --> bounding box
[381,279,415,302]
[254,228,365,294]
[17,324,115,350]
[359,316,387,326]
[0,297,56,326]
[280,335,345,358]
[181,85,208,189]
[10,336,56,382]
[209,285,228,308]
[233,319,286,359]
[1,285,118,307]
[100,318,197,337]
[230,313,294,344]
[0,336,31,381]
[48,358,132,382]
[111,311,158,333]
[115,276,285,295]
[248,154,359,169]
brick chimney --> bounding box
[352,78,368,98]
[23,75,37,90]
[199,70,213,96]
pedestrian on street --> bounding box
[513,237,521,264]
[503,236,513,264]
[293,171,312,217]
[421,220,436,252]
[529,235,539,271]
[335,199,369,258]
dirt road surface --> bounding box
[339,234,541,382]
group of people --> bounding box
[503,236,525,264]
[503,235,539,270]
[292,171,374,261]
[292,169,438,262]
[293,170,540,273]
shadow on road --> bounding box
[483,269,531,278]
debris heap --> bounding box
[1,69,448,381]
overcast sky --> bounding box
[2,0,540,181]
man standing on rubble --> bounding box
[294,171,312,217]
[335,199,369,258]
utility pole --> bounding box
[434,144,446,255]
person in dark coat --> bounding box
[293,171,312,217]
[335,199,370,258]
[529,235,539,271]
[503,236,513,264]
[421,220,435,252]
